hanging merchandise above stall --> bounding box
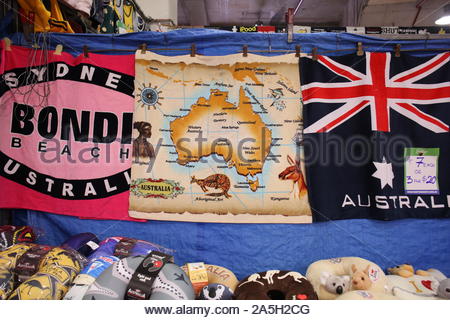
[301,52,450,221]
[122,1,134,32]
[96,0,150,34]
[17,0,74,33]
[99,1,121,33]
[59,0,93,16]
[0,42,135,220]
[10,0,150,35]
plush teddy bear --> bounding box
[387,264,429,278]
[351,264,373,290]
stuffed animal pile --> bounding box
[386,264,450,300]
[306,257,395,300]
[1,225,449,300]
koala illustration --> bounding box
[320,272,350,295]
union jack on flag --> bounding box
[302,52,450,133]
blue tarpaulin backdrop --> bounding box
[7,29,450,279]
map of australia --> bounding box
[170,87,272,189]
[129,52,311,223]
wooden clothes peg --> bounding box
[394,44,401,57]
[356,42,364,56]
[140,43,147,54]
[83,45,89,58]
[312,47,318,61]
[54,44,63,55]
[3,37,12,51]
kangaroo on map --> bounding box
[278,155,307,198]
[191,174,232,198]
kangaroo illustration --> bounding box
[191,174,232,198]
[278,271,306,283]
[278,155,307,198]
[238,273,264,287]
[263,270,280,285]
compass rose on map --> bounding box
[137,83,164,109]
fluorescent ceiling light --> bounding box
[435,16,450,25]
[435,4,450,25]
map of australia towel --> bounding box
[129,52,311,223]
[0,43,134,220]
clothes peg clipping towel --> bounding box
[394,44,401,57]
[356,42,364,56]
[140,43,147,54]
[54,44,63,55]
[83,45,89,58]
[312,47,318,61]
[3,37,11,51]
[295,45,301,57]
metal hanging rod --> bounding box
[16,45,450,55]
[81,45,450,55]
[7,37,450,56]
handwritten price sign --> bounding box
[404,148,439,195]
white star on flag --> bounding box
[372,157,395,189]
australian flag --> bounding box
[301,52,450,221]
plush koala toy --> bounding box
[198,283,234,300]
[437,278,450,299]
[320,272,350,295]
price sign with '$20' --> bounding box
[404,148,439,195]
